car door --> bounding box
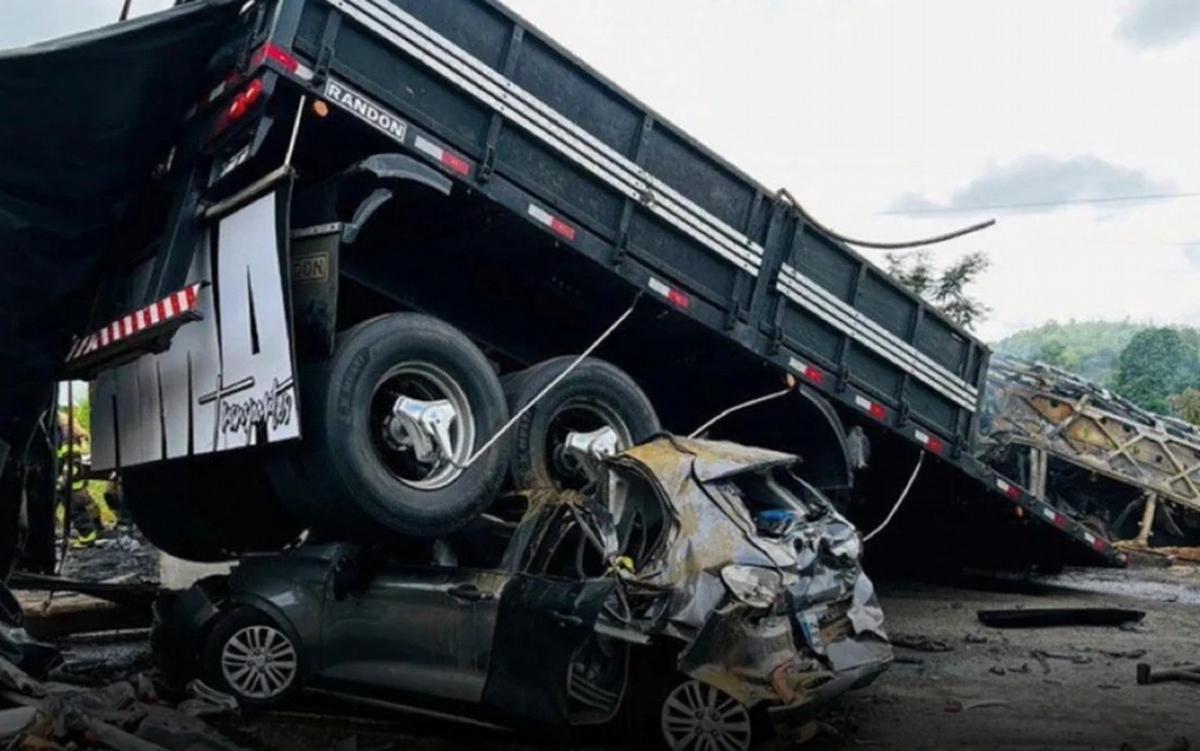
[480,573,618,728]
[316,563,509,704]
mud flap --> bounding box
[481,575,616,730]
[91,181,301,470]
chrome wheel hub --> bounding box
[370,362,475,490]
[661,680,752,751]
[221,625,298,700]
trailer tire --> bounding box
[503,357,659,491]
[272,313,510,539]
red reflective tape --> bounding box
[441,151,471,177]
[185,284,198,309]
[549,218,576,241]
[996,479,1021,500]
[914,430,944,454]
[666,289,690,309]
[1054,512,1067,528]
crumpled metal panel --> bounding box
[984,358,1200,514]
[516,435,892,710]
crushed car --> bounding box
[153,436,892,750]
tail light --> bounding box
[227,79,265,124]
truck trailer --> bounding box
[2,0,1124,568]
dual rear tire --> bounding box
[129,312,660,555]
[270,314,658,539]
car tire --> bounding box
[502,357,659,491]
[202,606,301,710]
[271,313,511,539]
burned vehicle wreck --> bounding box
[155,437,891,749]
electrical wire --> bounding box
[688,388,793,439]
[776,188,995,250]
[861,450,925,543]
[881,190,1200,215]
[458,295,640,469]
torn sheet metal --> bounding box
[984,358,1200,517]
[515,435,892,714]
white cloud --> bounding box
[891,155,1175,215]
[1116,0,1200,48]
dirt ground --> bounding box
[808,565,1200,750]
[31,562,1200,750]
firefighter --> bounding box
[55,412,117,547]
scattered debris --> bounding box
[1084,647,1147,660]
[0,653,245,751]
[977,607,1145,628]
[945,698,1009,713]
[0,583,59,678]
[890,634,954,653]
[1031,650,1092,666]
[1120,738,1190,751]
[1136,663,1200,686]
[964,633,988,644]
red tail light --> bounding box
[226,79,265,124]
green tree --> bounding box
[1036,339,1068,367]
[1111,328,1196,414]
[1170,389,1200,426]
[884,250,991,331]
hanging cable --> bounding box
[862,450,925,543]
[456,296,640,469]
[776,188,995,250]
[688,388,793,439]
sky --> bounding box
[3,0,1198,342]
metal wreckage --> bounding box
[983,359,1200,549]
[146,436,891,749]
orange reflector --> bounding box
[312,100,329,118]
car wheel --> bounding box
[503,357,659,491]
[270,313,511,539]
[203,606,301,710]
[657,678,755,751]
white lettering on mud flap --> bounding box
[323,78,408,142]
[91,192,300,470]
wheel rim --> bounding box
[221,625,298,700]
[369,362,476,491]
[660,680,752,751]
[545,398,633,490]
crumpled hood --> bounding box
[511,435,892,710]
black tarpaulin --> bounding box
[0,0,242,449]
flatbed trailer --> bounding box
[57,0,1122,566]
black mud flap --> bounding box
[481,575,616,733]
